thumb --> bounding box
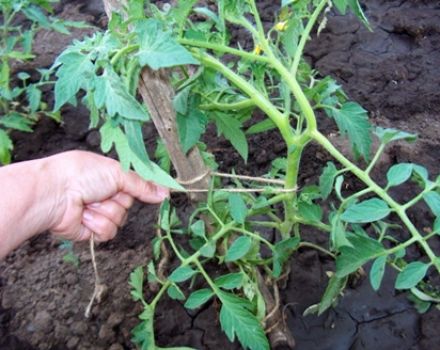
[119,170,169,204]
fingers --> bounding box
[82,209,119,242]
[118,170,169,204]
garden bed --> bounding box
[1,0,439,349]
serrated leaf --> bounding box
[387,163,413,187]
[184,289,214,309]
[336,232,385,277]
[320,162,338,199]
[375,127,417,144]
[95,68,149,121]
[167,284,186,300]
[129,266,144,301]
[225,236,252,262]
[177,109,207,153]
[218,291,269,350]
[341,198,391,223]
[135,19,198,69]
[395,262,430,290]
[272,237,300,277]
[370,255,387,291]
[318,275,347,315]
[169,266,198,283]
[327,102,371,159]
[298,201,322,222]
[54,52,94,111]
[423,192,440,217]
[215,113,248,161]
[147,261,158,283]
[215,273,243,290]
[0,113,33,132]
[228,193,248,224]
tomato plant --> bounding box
[0,0,88,164]
[54,1,440,349]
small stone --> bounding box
[71,321,88,335]
[67,336,80,349]
[98,324,115,342]
[108,344,124,350]
[33,310,53,332]
[65,272,79,285]
[107,312,124,328]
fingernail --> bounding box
[156,186,170,199]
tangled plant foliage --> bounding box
[0,0,88,164]
[53,0,440,349]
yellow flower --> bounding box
[253,44,263,55]
[274,21,288,32]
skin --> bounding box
[0,150,169,259]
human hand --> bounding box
[47,151,169,242]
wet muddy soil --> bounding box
[1,1,440,349]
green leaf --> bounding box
[177,109,207,153]
[190,220,205,238]
[218,291,269,350]
[135,19,198,69]
[225,236,252,262]
[228,193,248,224]
[215,273,243,290]
[167,284,186,300]
[124,120,149,164]
[433,217,440,234]
[341,198,391,223]
[169,266,198,283]
[22,5,51,28]
[147,261,158,283]
[318,275,347,315]
[395,262,430,290]
[0,113,33,132]
[184,289,214,309]
[423,192,440,217]
[319,162,338,199]
[336,232,385,277]
[298,201,322,222]
[330,214,352,249]
[0,129,13,164]
[327,102,371,159]
[375,127,417,144]
[200,241,216,258]
[347,0,370,29]
[26,84,41,113]
[95,68,149,121]
[215,113,248,161]
[246,119,276,135]
[369,255,387,291]
[272,237,300,277]
[54,52,94,111]
[129,266,144,302]
[387,163,413,187]
[333,0,348,14]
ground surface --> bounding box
[1,1,440,349]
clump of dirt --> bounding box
[1,1,439,350]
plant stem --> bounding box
[180,38,270,64]
[234,227,274,249]
[299,242,335,258]
[290,0,328,77]
[110,44,139,66]
[199,98,255,111]
[311,129,440,274]
[366,143,385,174]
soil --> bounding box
[1,1,440,350]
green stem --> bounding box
[299,242,335,258]
[290,0,328,77]
[234,227,274,249]
[180,38,270,64]
[311,129,440,274]
[199,98,254,111]
[194,52,294,145]
[366,143,386,174]
[110,44,139,66]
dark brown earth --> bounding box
[1,1,440,349]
